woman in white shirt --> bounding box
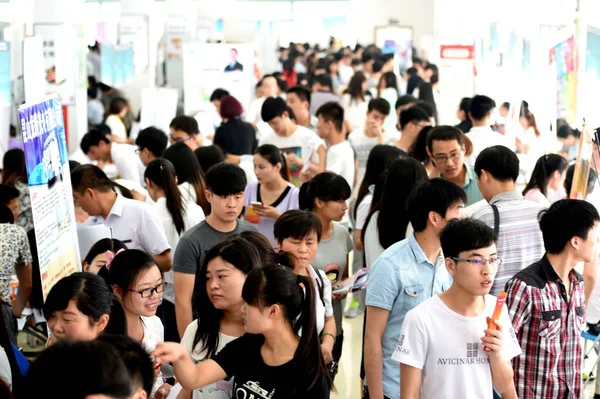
[108,250,172,398]
[516,108,543,156]
[273,210,337,365]
[180,236,264,399]
[145,159,205,342]
[364,158,428,267]
[105,97,129,143]
[341,72,370,132]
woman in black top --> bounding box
[213,95,257,163]
[154,264,332,398]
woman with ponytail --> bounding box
[153,264,331,398]
[43,272,126,345]
[298,172,352,377]
[145,158,204,342]
[244,144,300,247]
[522,154,568,205]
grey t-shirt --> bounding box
[173,219,258,276]
[311,222,353,336]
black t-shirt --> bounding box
[213,334,330,399]
[213,118,257,156]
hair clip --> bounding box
[105,248,126,270]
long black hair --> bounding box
[84,239,128,276]
[255,144,289,181]
[354,145,402,220]
[409,125,434,162]
[191,236,263,360]
[242,264,331,393]
[367,158,428,249]
[523,154,568,198]
[43,272,127,336]
[163,142,210,215]
[299,172,351,212]
[144,159,186,235]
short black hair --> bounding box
[0,205,13,223]
[565,165,597,197]
[400,106,430,130]
[469,95,496,120]
[395,95,417,110]
[539,199,600,254]
[406,178,467,232]
[287,86,311,105]
[169,115,199,136]
[80,129,110,153]
[558,124,576,139]
[0,184,20,205]
[501,101,510,109]
[414,101,435,118]
[209,88,229,102]
[204,162,247,196]
[426,126,464,151]
[261,97,289,122]
[372,59,384,73]
[316,102,344,132]
[474,145,520,183]
[299,172,351,211]
[459,97,472,114]
[274,209,323,243]
[135,127,168,158]
[71,164,113,194]
[97,335,154,397]
[23,340,132,399]
[87,87,98,99]
[195,145,225,173]
[315,74,333,91]
[440,218,498,260]
[367,98,391,116]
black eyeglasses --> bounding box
[128,282,167,298]
[451,257,503,267]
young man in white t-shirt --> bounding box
[259,97,326,187]
[348,98,398,186]
[313,101,355,188]
[393,218,521,399]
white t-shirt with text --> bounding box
[326,140,355,189]
[392,294,522,399]
[348,129,399,186]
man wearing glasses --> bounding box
[169,115,202,151]
[394,218,521,399]
[426,126,484,206]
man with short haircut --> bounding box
[169,115,202,151]
[315,102,355,187]
[364,178,466,399]
[0,184,20,223]
[473,146,546,295]
[394,95,418,135]
[395,218,521,399]
[286,86,318,131]
[506,199,600,399]
[259,97,326,186]
[394,106,431,154]
[173,163,257,338]
[135,127,168,166]
[426,126,484,206]
[71,165,172,272]
[310,74,341,115]
[348,98,396,184]
[81,129,143,184]
[466,95,512,165]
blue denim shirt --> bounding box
[365,234,452,399]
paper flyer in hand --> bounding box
[332,268,369,296]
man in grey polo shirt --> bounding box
[173,163,257,338]
[473,145,546,295]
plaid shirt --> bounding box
[506,255,586,399]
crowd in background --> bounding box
[0,36,597,399]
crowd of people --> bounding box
[0,39,598,399]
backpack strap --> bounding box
[491,204,500,236]
[311,266,326,308]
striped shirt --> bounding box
[472,191,546,296]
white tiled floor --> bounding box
[332,314,364,399]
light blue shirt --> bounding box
[365,233,451,399]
